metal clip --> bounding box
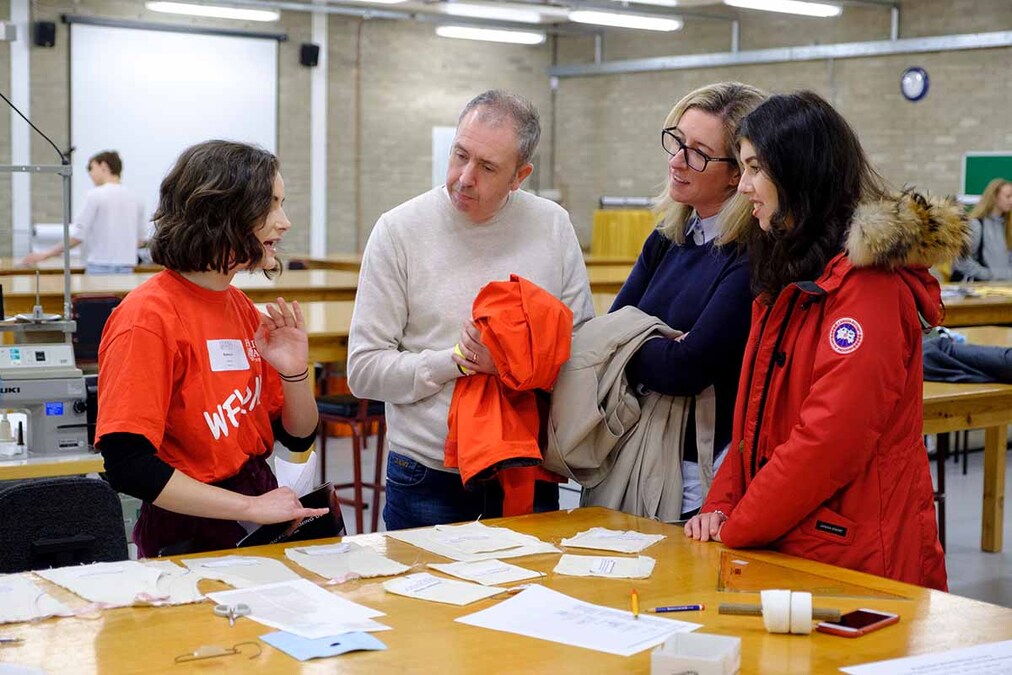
[174,641,260,664]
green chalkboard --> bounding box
[963,153,1012,195]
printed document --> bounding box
[207,578,389,639]
[383,572,504,605]
[841,640,1012,675]
[428,559,542,586]
[561,528,665,554]
[456,585,699,656]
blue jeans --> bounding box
[383,451,560,531]
[86,263,134,274]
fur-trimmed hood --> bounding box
[846,191,969,269]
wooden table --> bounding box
[587,265,633,295]
[591,209,656,257]
[943,284,1012,327]
[923,326,1012,553]
[0,258,162,275]
[3,507,1010,673]
[0,270,360,316]
[0,451,103,480]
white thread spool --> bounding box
[760,589,792,634]
[789,591,813,634]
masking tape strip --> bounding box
[760,589,791,634]
[789,591,813,635]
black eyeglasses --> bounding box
[661,127,736,172]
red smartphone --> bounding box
[816,609,899,637]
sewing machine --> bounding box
[0,343,88,456]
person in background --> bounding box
[96,140,325,557]
[348,90,593,530]
[596,82,764,519]
[685,92,961,591]
[952,177,1012,281]
[22,150,147,274]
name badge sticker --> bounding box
[206,339,251,372]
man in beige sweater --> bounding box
[348,90,593,530]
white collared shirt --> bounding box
[685,212,721,245]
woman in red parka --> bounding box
[684,92,966,591]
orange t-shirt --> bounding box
[96,270,284,483]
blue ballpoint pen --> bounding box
[652,604,704,613]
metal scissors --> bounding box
[213,603,251,627]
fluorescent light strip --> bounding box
[612,0,679,6]
[435,25,546,45]
[724,0,842,18]
[443,3,544,24]
[145,1,280,21]
[568,10,682,31]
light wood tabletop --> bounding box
[0,269,360,316]
[942,284,1012,327]
[0,258,163,275]
[2,507,1010,674]
[923,326,1012,553]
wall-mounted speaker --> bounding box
[33,21,56,48]
[299,43,320,68]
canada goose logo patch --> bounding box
[829,318,863,355]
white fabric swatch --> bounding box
[561,527,666,554]
[383,572,504,606]
[553,554,656,579]
[0,574,73,623]
[285,542,410,581]
[142,560,205,605]
[181,555,300,588]
[387,522,559,562]
[35,561,164,606]
[428,559,542,586]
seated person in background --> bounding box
[96,140,325,557]
[951,177,1012,281]
[598,82,764,519]
[22,150,147,274]
[686,92,962,591]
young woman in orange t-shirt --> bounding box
[96,140,325,557]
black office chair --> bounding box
[71,295,122,366]
[0,476,128,573]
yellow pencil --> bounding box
[631,588,639,620]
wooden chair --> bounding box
[316,368,386,534]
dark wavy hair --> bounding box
[150,140,280,276]
[738,92,887,300]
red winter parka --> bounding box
[703,194,966,591]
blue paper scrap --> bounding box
[260,631,387,661]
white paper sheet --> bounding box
[181,555,300,588]
[428,559,543,586]
[553,554,656,579]
[285,542,410,581]
[35,561,164,606]
[456,585,699,656]
[0,574,74,623]
[840,640,1012,675]
[274,452,319,498]
[142,560,205,605]
[207,578,389,640]
[387,522,559,562]
[383,572,504,606]
[561,528,666,554]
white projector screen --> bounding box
[70,23,278,226]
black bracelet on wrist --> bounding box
[279,367,310,382]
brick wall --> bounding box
[554,0,1012,245]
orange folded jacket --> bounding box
[445,274,573,516]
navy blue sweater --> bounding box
[610,229,752,461]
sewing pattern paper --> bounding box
[181,555,300,588]
[387,522,559,562]
[142,560,205,604]
[383,572,504,606]
[285,542,410,582]
[561,528,666,554]
[428,559,542,586]
[553,554,656,579]
[0,574,73,623]
[35,561,164,606]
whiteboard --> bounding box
[70,23,278,224]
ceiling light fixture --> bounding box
[435,25,547,45]
[568,10,683,31]
[442,3,545,24]
[611,0,679,6]
[723,0,842,18]
[145,1,281,21]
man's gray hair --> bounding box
[458,90,541,168]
